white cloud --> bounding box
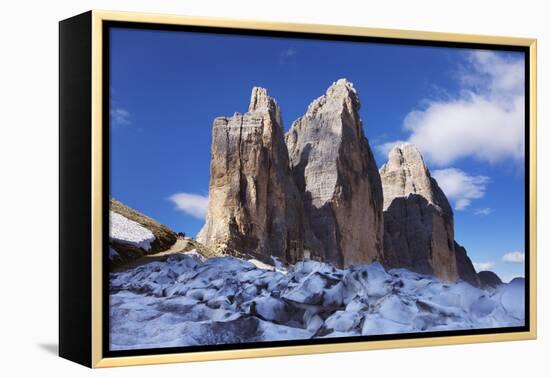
[432,168,489,210]
[473,261,496,272]
[110,107,131,126]
[474,207,493,216]
[380,51,525,166]
[502,251,525,263]
[169,193,208,220]
[279,47,297,64]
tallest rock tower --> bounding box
[285,79,384,267]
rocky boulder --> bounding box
[109,253,524,349]
[478,270,504,289]
[286,79,384,267]
[380,143,459,281]
[197,87,322,264]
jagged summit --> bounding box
[328,77,357,95]
[379,143,450,214]
[248,86,277,112]
[382,142,425,166]
[384,142,425,168]
[305,78,360,117]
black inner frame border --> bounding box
[102,20,531,359]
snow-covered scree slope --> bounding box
[110,211,155,252]
[109,253,525,350]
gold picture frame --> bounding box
[59,10,537,368]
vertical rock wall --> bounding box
[197,88,322,263]
[286,79,384,267]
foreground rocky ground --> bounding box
[109,251,524,350]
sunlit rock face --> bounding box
[286,79,384,267]
[198,80,478,282]
[197,87,322,264]
[380,143,460,282]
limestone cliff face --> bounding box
[285,79,384,267]
[454,241,481,287]
[198,81,478,284]
[380,144,459,281]
[197,87,322,263]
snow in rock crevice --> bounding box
[109,253,525,351]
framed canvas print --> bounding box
[59,10,537,368]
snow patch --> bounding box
[109,255,525,350]
[110,211,155,251]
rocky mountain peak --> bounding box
[327,77,357,98]
[380,143,478,285]
[198,81,478,285]
[286,79,383,267]
[380,143,457,280]
[197,86,322,264]
[306,78,360,118]
[379,143,439,210]
[383,143,426,171]
[248,86,276,112]
[478,270,503,289]
[247,86,284,129]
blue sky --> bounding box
[109,27,526,282]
